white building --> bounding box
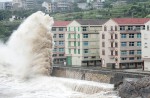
[141,20,150,71]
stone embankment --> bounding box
[118,77,150,98]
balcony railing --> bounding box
[108,39,115,42]
[109,55,115,59]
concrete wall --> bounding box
[52,66,149,84]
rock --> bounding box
[118,77,150,98]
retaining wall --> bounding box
[52,66,150,84]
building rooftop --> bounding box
[113,18,150,25]
[53,21,71,27]
[75,19,108,25]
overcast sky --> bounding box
[0,0,12,2]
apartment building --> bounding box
[0,1,12,10]
[65,19,107,67]
[100,18,150,69]
[141,20,150,71]
[52,21,71,64]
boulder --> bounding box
[118,77,150,98]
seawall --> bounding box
[52,66,150,84]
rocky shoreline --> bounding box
[118,77,150,98]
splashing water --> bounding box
[0,11,119,98]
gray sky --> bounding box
[0,0,12,2]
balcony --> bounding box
[120,30,140,34]
[82,53,99,57]
[108,47,116,50]
[109,55,115,59]
[108,39,115,42]
[109,31,115,34]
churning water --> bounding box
[0,11,119,98]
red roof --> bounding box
[113,18,150,25]
[53,21,71,27]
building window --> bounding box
[121,42,127,46]
[135,26,141,30]
[69,49,71,54]
[129,50,134,55]
[68,34,71,38]
[54,41,57,45]
[110,26,113,31]
[78,42,80,46]
[78,49,80,54]
[137,42,141,46]
[115,34,118,39]
[129,34,134,38]
[128,26,133,30]
[102,34,105,39]
[91,56,96,59]
[53,48,57,52]
[74,34,76,38]
[83,34,88,38]
[120,26,125,31]
[59,54,64,56]
[68,27,70,31]
[104,26,107,31]
[59,41,64,45]
[82,27,87,31]
[137,50,141,54]
[74,27,76,31]
[111,50,113,55]
[83,41,88,46]
[102,42,105,47]
[121,51,127,55]
[74,49,76,54]
[74,41,76,46]
[59,27,63,31]
[59,34,64,38]
[121,34,126,38]
[53,54,57,57]
[137,33,141,38]
[129,42,134,46]
[52,27,56,31]
[68,41,71,46]
[110,34,113,39]
[111,42,113,47]
[115,26,117,31]
[59,48,64,52]
[142,26,145,30]
[78,34,80,38]
[129,57,134,60]
[102,50,105,55]
[121,58,127,60]
[78,27,80,31]
[137,57,141,60]
[53,34,56,38]
[115,51,118,56]
[147,25,149,31]
[84,49,88,53]
[115,42,118,47]
[84,57,88,58]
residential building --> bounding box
[0,1,12,10]
[43,2,58,13]
[93,0,103,9]
[100,18,150,69]
[65,19,107,67]
[52,21,71,64]
[141,20,150,71]
[77,3,88,10]
[12,0,26,9]
[42,1,52,13]
[56,1,71,12]
[25,0,36,9]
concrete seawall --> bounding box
[52,66,150,84]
